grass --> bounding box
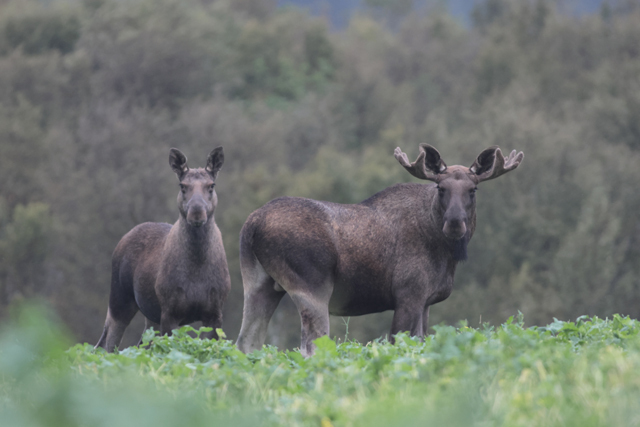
[1,306,640,426]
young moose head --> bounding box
[395,144,524,255]
[169,147,225,227]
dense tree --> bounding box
[0,0,638,348]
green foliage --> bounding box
[0,305,259,427]
[0,1,81,55]
[229,11,334,101]
[5,306,640,426]
[0,201,52,307]
[0,201,51,268]
[78,0,232,109]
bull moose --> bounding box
[95,147,231,352]
[236,144,523,356]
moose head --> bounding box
[169,147,225,228]
[394,144,524,257]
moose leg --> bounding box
[160,313,180,336]
[390,305,424,343]
[289,290,331,357]
[422,305,431,337]
[201,311,223,340]
[95,304,138,352]
[136,318,160,347]
[237,279,285,354]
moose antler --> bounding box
[474,148,524,182]
[394,144,445,181]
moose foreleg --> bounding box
[390,305,424,343]
[137,318,160,347]
[201,312,223,340]
[422,305,431,337]
[160,313,179,336]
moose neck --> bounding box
[176,216,216,264]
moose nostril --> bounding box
[187,204,208,226]
[444,216,464,227]
[443,219,467,239]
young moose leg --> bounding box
[96,261,140,352]
[95,303,138,352]
[201,311,223,340]
[160,312,180,336]
[136,318,160,347]
[237,278,285,354]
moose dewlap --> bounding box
[95,147,231,353]
[237,144,523,356]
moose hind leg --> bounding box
[289,289,331,357]
[96,259,140,352]
[95,304,138,352]
[237,275,284,354]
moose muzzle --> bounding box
[443,209,467,240]
[186,196,208,227]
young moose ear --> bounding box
[169,148,188,179]
[205,146,224,179]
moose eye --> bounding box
[437,186,445,196]
[179,184,187,194]
[209,184,215,193]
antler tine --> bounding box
[394,147,439,181]
[477,148,524,182]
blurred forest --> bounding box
[0,0,639,349]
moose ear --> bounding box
[395,144,446,181]
[420,144,447,174]
[470,146,524,182]
[169,148,188,179]
[205,146,224,179]
[469,146,498,176]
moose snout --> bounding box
[186,198,209,227]
[443,211,467,240]
[187,206,207,227]
[443,219,467,240]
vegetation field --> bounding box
[1,306,640,427]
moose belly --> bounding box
[135,288,162,324]
[328,275,393,316]
[168,283,218,325]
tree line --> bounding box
[0,0,639,348]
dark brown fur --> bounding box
[95,147,230,352]
[236,145,523,356]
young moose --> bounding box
[95,147,231,352]
[237,144,523,356]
